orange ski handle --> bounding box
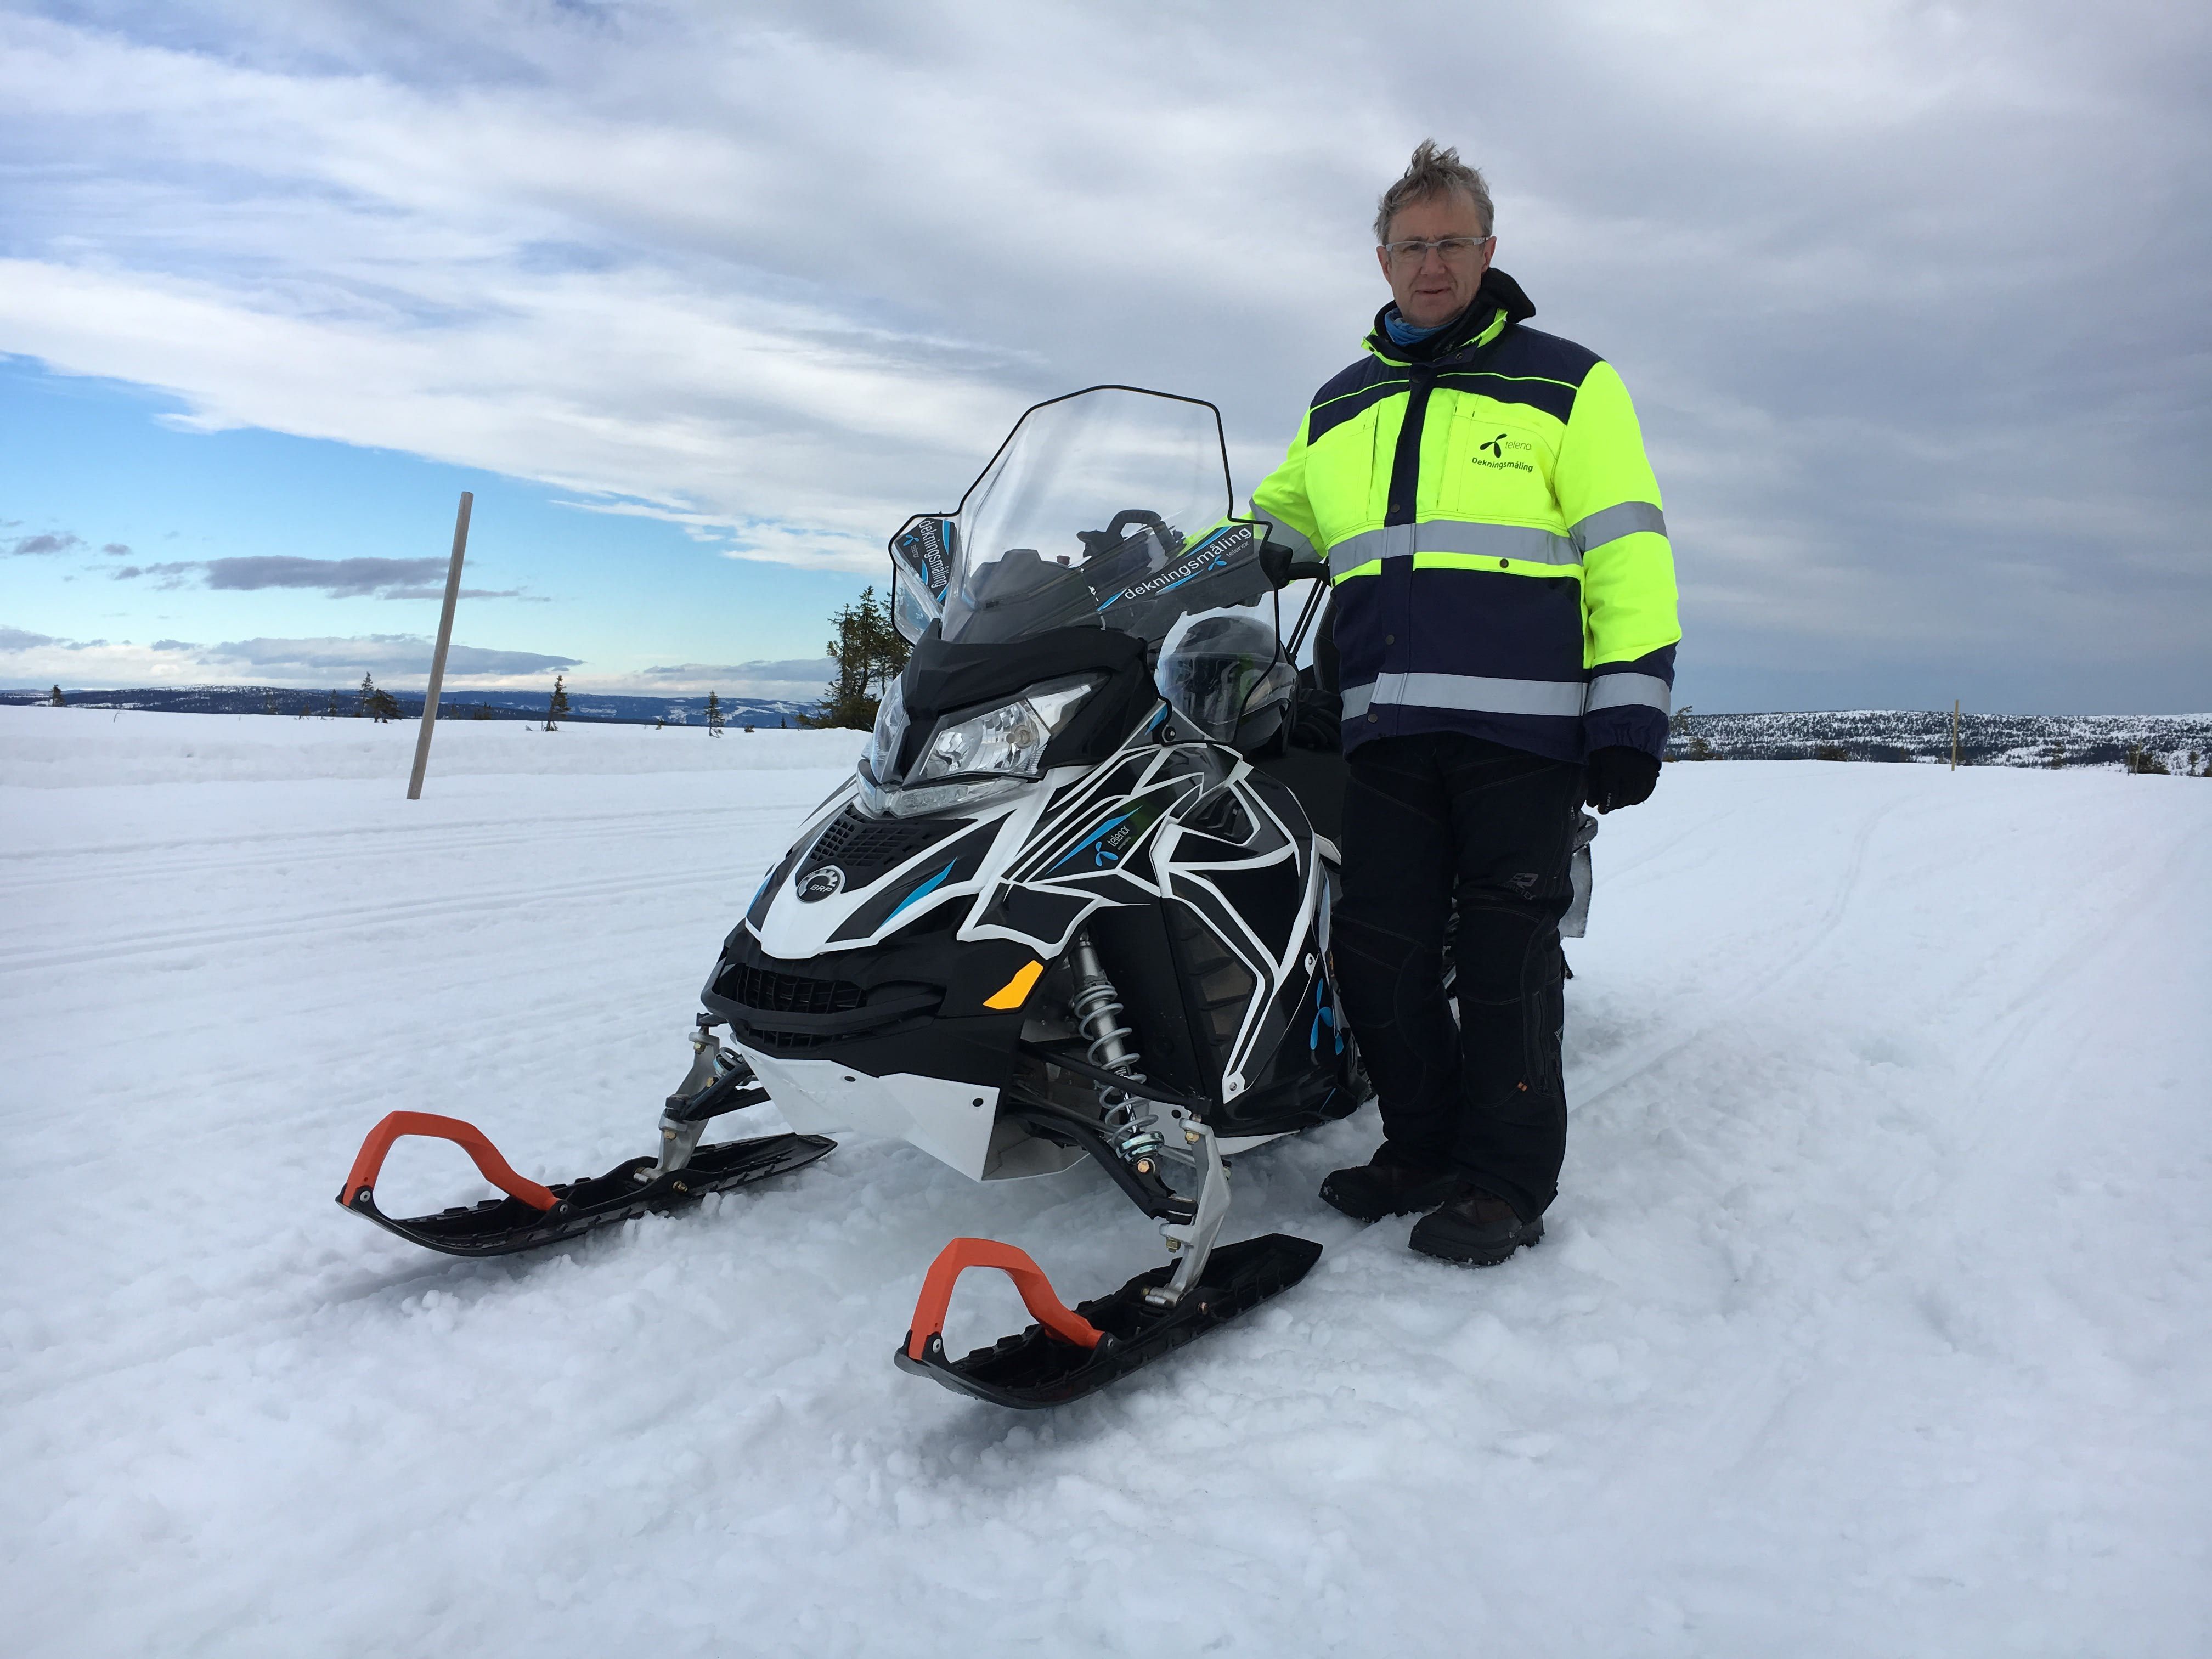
[338,1111,558,1213]
[903,1238,1104,1361]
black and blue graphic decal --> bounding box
[888,859,957,921]
[1053,812,1134,872]
[1309,973,1343,1056]
[830,819,1001,943]
[1096,522,1256,613]
[1041,786,1181,882]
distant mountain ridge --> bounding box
[0,684,817,727]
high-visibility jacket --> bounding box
[1251,270,1679,763]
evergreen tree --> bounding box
[324,691,340,718]
[366,687,400,723]
[357,673,376,717]
[805,585,910,729]
[47,685,64,707]
[706,691,725,737]
[545,674,570,731]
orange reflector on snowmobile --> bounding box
[982,959,1044,1010]
[903,1237,1103,1361]
[338,1111,559,1213]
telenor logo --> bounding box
[1479,432,1508,458]
[797,866,845,902]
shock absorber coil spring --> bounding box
[1068,929,1142,1081]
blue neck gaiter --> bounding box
[1383,305,1451,347]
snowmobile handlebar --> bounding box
[1259,540,1328,590]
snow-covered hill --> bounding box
[3,708,2207,1656]
[0,684,818,728]
[1666,708,2212,770]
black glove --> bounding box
[1585,746,1660,813]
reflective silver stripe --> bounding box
[1248,507,1317,561]
[1328,523,1413,580]
[1414,520,1579,566]
[1385,672,1589,716]
[1327,520,1577,579]
[1585,672,1672,714]
[1570,501,1667,554]
[1341,681,1373,718]
[1368,672,1588,718]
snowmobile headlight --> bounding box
[908,674,1100,788]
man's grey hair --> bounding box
[1374,140,1494,243]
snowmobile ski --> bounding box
[895,1232,1323,1408]
[337,1109,834,1257]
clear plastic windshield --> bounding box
[938,387,1270,646]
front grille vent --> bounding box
[740,1028,839,1053]
[799,805,968,888]
[721,964,864,1018]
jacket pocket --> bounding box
[1435,403,1559,523]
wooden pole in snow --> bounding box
[1951,699,1961,771]
[407,492,473,801]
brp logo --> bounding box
[797,866,845,902]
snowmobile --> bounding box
[337,385,1589,1407]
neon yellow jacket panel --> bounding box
[1251,272,1680,761]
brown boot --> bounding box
[1408,1186,1544,1266]
[1318,1142,1460,1222]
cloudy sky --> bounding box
[2,0,2206,711]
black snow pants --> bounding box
[1333,732,1585,1222]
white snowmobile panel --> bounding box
[738,1049,1003,1181]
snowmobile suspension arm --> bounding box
[1004,1096,1195,1222]
[338,1111,557,1212]
[904,1238,1102,1361]
[1015,1040,1214,1115]
[1155,1116,1230,1306]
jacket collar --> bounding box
[1365,268,1535,367]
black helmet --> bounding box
[1156,611,1295,749]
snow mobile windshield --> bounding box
[939,386,1271,647]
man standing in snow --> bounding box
[1248,142,1679,1265]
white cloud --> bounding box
[210,635,580,680]
[0,624,581,690]
[7,531,86,556]
[0,0,2205,704]
[618,656,836,699]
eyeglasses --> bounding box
[1380,235,1493,267]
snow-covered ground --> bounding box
[3,705,2208,1657]
[2,702,853,787]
